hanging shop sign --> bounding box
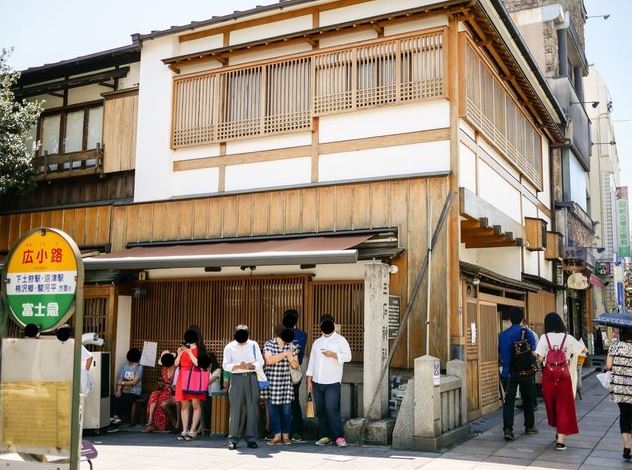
[567,272,589,290]
[561,246,587,272]
[2,228,82,332]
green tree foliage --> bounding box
[0,48,42,195]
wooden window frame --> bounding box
[38,100,104,157]
[171,28,447,148]
[460,33,544,191]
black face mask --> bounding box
[320,320,335,335]
[234,329,249,343]
[280,328,295,344]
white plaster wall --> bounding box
[179,34,224,56]
[569,152,588,211]
[134,35,178,202]
[173,143,221,161]
[115,295,132,378]
[538,137,551,208]
[172,168,219,197]
[540,254,553,282]
[31,94,63,109]
[320,0,441,26]
[459,143,476,192]
[384,15,448,36]
[118,61,141,89]
[478,139,521,181]
[225,157,311,191]
[230,15,312,45]
[319,100,449,143]
[68,83,105,105]
[477,247,522,280]
[229,43,312,66]
[178,61,223,75]
[459,245,479,264]
[319,30,377,49]
[522,198,537,219]
[147,262,367,281]
[459,119,476,140]
[319,140,449,182]
[523,248,539,276]
[226,132,311,154]
[477,160,521,223]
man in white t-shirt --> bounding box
[306,314,352,448]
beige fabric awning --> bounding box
[84,234,371,270]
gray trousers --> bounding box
[228,373,259,443]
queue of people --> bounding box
[108,311,352,450]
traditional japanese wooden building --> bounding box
[2,0,568,420]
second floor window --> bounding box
[172,30,445,148]
[38,103,103,167]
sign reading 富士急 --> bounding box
[3,228,81,332]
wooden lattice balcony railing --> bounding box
[32,144,104,181]
[172,30,446,148]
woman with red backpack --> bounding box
[535,313,587,451]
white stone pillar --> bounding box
[363,261,390,419]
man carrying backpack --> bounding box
[498,307,538,441]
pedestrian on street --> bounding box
[262,325,300,445]
[605,327,632,461]
[306,314,352,447]
[174,329,206,441]
[282,308,307,441]
[535,312,587,451]
[223,324,264,450]
[498,307,538,441]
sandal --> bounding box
[266,437,282,446]
[177,432,187,441]
[142,424,156,433]
[283,438,292,445]
[185,431,198,441]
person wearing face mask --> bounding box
[306,314,352,447]
[222,324,264,450]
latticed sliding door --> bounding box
[311,281,364,362]
[479,301,501,415]
[465,299,480,420]
[130,276,308,387]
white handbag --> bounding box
[596,371,612,389]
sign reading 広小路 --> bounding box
[4,229,79,331]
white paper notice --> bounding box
[140,341,158,367]
[471,322,477,344]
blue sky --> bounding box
[1,0,630,197]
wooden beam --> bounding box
[16,67,130,98]
[174,128,451,172]
[459,187,523,237]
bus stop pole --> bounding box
[69,265,84,470]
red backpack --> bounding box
[544,333,570,383]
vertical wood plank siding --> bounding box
[172,30,445,147]
[463,40,543,190]
[0,206,112,251]
[103,92,138,173]
[129,276,308,388]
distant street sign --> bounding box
[3,228,81,331]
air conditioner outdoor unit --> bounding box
[83,351,111,431]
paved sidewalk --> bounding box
[75,373,624,469]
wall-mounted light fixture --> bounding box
[571,101,599,108]
[591,141,616,146]
[204,266,222,272]
[585,14,610,20]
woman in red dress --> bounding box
[143,351,177,432]
[175,329,207,440]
